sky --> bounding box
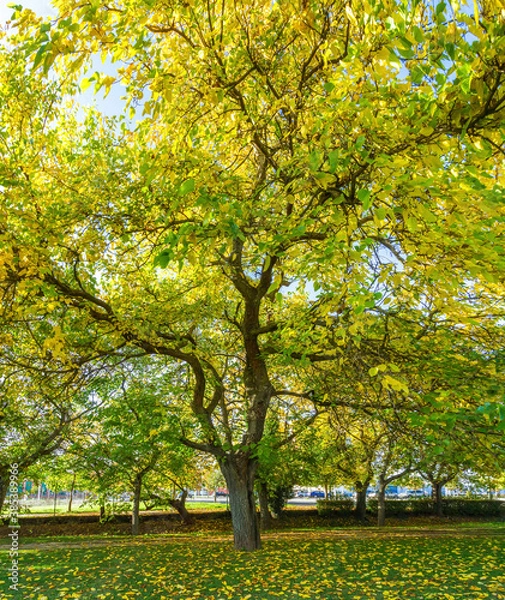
[1,0,133,118]
[0,0,56,22]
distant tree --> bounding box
[67,364,197,534]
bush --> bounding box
[443,499,505,517]
[366,498,505,518]
[317,499,355,517]
[367,499,433,516]
[269,486,293,517]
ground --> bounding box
[1,513,504,599]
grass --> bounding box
[13,500,228,516]
[1,529,504,599]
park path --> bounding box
[5,526,505,552]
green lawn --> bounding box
[14,500,227,515]
[1,531,504,599]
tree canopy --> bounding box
[1,0,504,550]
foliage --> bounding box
[2,0,505,550]
[267,485,293,518]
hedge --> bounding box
[317,498,505,518]
[316,498,356,517]
[366,498,505,518]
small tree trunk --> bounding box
[221,454,260,551]
[355,481,369,521]
[258,481,272,531]
[132,475,142,535]
[377,476,387,527]
[67,473,76,513]
[0,470,8,514]
[433,482,443,517]
[168,490,193,524]
[99,500,105,522]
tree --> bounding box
[0,366,94,513]
[373,434,413,526]
[67,364,198,534]
[255,400,317,528]
[3,0,505,550]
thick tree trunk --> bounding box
[258,481,272,531]
[221,455,260,551]
[355,481,369,521]
[377,478,387,527]
[132,475,142,535]
[432,482,443,517]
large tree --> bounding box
[2,0,505,550]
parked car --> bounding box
[407,490,425,498]
[399,490,425,499]
[310,490,325,498]
[295,491,310,498]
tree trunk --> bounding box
[377,477,387,527]
[258,481,272,531]
[0,469,8,514]
[221,455,260,551]
[432,482,443,517]
[132,475,142,535]
[67,473,76,513]
[355,481,369,521]
[168,490,193,524]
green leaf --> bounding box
[33,44,50,70]
[357,189,372,210]
[154,249,173,268]
[328,150,339,174]
[178,179,195,196]
[375,207,387,221]
[412,26,424,44]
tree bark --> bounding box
[67,473,76,513]
[132,475,142,535]
[0,469,8,514]
[432,482,443,517]
[221,455,260,551]
[354,480,370,521]
[377,477,387,527]
[168,490,193,524]
[258,481,272,531]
